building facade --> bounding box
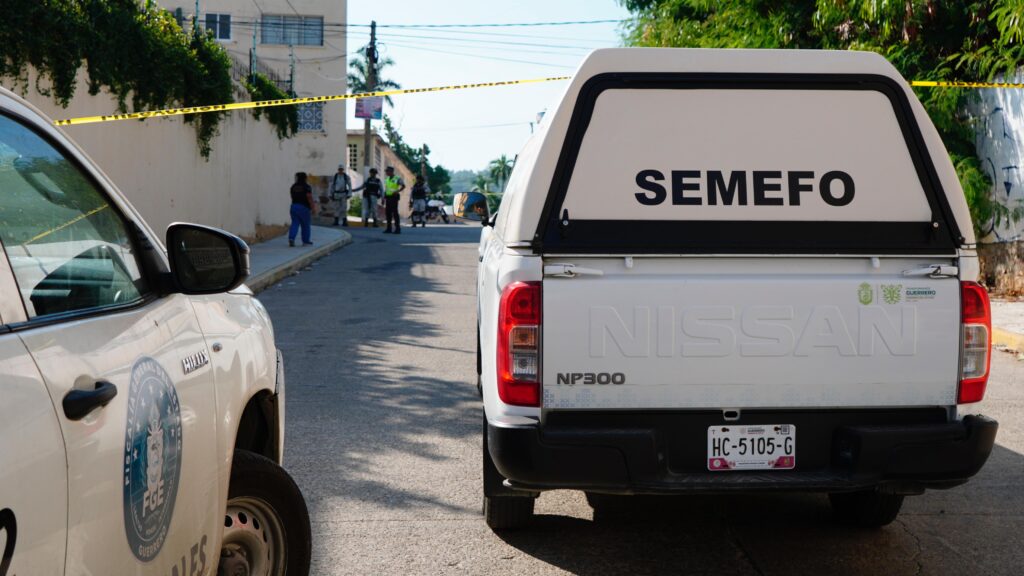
[346,129,416,219]
[2,2,349,242]
[162,0,348,176]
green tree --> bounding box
[489,154,514,192]
[347,46,401,104]
[619,0,1024,236]
[472,174,493,193]
[381,115,452,194]
[349,45,401,176]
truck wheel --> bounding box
[482,414,535,530]
[828,490,904,528]
[484,495,535,530]
[220,450,311,576]
[585,492,632,521]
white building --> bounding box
[162,0,349,177]
[3,2,349,242]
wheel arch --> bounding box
[234,390,283,465]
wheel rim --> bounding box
[222,496,287,576]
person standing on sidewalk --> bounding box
[383,166,406,234]
[409,174,430,228]
[288,172,316,246]
[330,164,352,226]
[352,168,382,227]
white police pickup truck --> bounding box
[0,87,310,574]
[475,49,998,530]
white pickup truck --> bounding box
[0,87,309,574]
[475,49,998,530]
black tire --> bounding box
[585,492,634,521]
[829,490,904,528]
[442,214,450,223]
[222,450,311,575]
[482,414,535,530]
[484,495,535,530]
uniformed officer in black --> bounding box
[352,168,383,227]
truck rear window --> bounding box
[536,73,962,254]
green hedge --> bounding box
[0,0,294,157]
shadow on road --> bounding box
[261,226,482,516]
[495,442,1023,576]
[260,226,1024,575]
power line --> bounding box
[380,41,576,69]
[403,121,532,132]
[378,31,602,51]
[379,37,590,58]
[213,19,623,29]
[361,19,623,28]
[382,25,619,43]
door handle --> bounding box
[63,381,118,421]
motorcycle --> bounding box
[425,199,450,223]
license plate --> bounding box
[707,424,796,471]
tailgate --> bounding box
[542,257,960,410]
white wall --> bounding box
[1,0,347,240]
[6,67,346,240]
[162,0,348,178]
[971,76,1024,242]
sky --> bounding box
[344,0,631,172]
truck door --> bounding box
[0,112,217,575]
[0,251,67,576]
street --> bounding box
[260,225,1024,576]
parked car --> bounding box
[475,48,997,530]
[0,86,310,575]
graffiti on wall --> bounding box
[971,84,1024,242]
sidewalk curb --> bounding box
[247,231,353,294]
[993,327,1024,353]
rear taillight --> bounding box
[959,281,991,404]
[497,281,541,406]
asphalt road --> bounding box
[259,224,1024,576]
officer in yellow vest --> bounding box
[383,166,406,234]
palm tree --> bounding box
[348,46,400,176]
[489,155,513,192]
[347,46,401,104]
[472,174,492,193]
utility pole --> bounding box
[193,0,200,34]
[250,24,257,81]
[362,21,377,178]
[289,45,295,94]
[420,144,427,181]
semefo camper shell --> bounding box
[476,49,996,531]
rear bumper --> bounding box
[487,410,998,495]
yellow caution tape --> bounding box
[25,203,109,245]
[53,76,572,126]
[50,75,1024,127]
[910,80,1024,89]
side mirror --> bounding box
[453,192,490,223]
[166,223,250,294]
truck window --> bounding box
[536,74,962,254]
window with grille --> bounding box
[261,15,323,46]
[204,13,231,40]
[348,144,359,170]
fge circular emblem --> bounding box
[122,357,182,562]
